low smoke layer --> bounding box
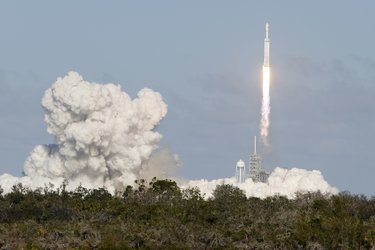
[183,167,338,199]
[0,72,338,198]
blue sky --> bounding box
[0,1,374,195]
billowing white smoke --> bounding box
[0,71,171,193]
[182,167,338,199]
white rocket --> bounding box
[264,22,270,67]
[260,22,271,146]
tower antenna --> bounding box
[254,136,257,155]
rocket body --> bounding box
[263,22,270,67]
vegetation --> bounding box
[0,179,373,249]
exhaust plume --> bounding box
[260,65,270,146]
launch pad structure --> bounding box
[236,136,270,183]
[247,136,270,182]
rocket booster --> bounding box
[264,22,270,67]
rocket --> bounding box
[260,22,271,146]
[264,22,270,67]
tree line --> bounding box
[0,178,374,249]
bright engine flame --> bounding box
[260,65,270,146]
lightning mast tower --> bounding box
[248,136,262,182]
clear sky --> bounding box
[0,1,374,195]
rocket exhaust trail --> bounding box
[260,22,271,146]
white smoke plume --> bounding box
[0,71,338,199]
[0,71,175,193]
[182,167,338,199]
[260,66,271,146]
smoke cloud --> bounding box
[0,71,176,193]
[0,72,338,198]
[182,167,338,199]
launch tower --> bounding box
[247,136,269,182]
